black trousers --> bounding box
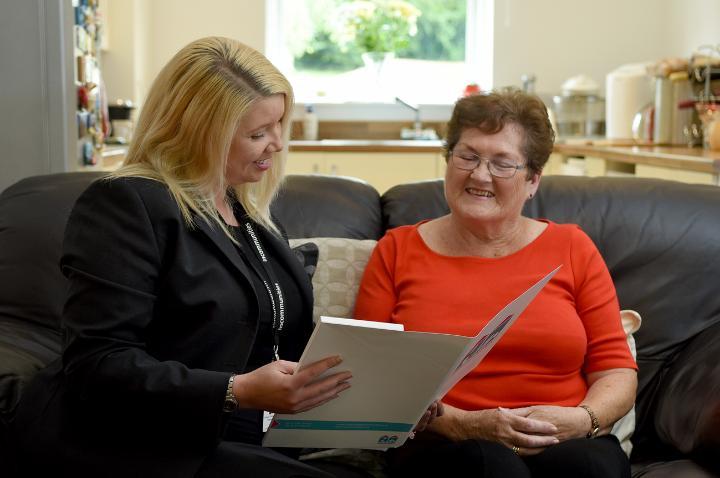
[195,442,334,478]
[195,442,375,478]
[387,433,630,478]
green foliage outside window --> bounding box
[293,0,466,72]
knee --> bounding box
[527,436,630,478]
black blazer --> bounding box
[14,177,314,477]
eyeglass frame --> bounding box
[448,148,528,179]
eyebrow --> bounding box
[246,120,279,135]
[457,144,517,159]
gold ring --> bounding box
[512,445,520,454]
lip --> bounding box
[254,157,272,171]
[465,187,495,198]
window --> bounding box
[265,0,493,107]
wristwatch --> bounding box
[579,404,600,438]
[223,375,238,413]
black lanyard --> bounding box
[240,221,285,361]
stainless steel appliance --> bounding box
[552,75,605,138]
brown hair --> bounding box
[444,88,554,177]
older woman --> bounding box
[354,89,637,478]
[13,37,354,477]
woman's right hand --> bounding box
[435,405,559,456]
[232,355,352,414]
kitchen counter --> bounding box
[291,140,720,174]
[289,139,444,153]
[289,139,720,185]
[553,143,720,175]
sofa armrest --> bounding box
[654,321,720,473]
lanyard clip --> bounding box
[273,344,280,362]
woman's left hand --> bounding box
[414,400,445,433]
[508,405,590,442]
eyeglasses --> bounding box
[449,149,527,179]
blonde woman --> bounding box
[14,37,351,477]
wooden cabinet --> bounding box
[286,151,443,193]
[552,144,720,185]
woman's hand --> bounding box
[509,405,591,442]
[232,355,352,414]
[413,400,445,434]
[430,404,559,456]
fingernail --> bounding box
[332,355,343,365]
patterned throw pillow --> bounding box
[291,241,319,280]
[612,309,642,457]
[289,238,378,324]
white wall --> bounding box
[102,0,266,109]
[102,0,719,111]
[102,0,151,107]
[492,0,670,95]
[663,0,720,58]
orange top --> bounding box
[354,221,637,411]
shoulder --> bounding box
[76,176,179,220]
[81,176,171,205]
[378,223,421,249]
[544,221,595,247]
[384,223,419,239]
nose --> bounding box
[470,157,492,180]
[271,122,284,152]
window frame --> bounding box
[264,0,494,119]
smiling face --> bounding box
[444,124,540,227]
[225,94,285,186]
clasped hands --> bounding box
[451,405,594,456]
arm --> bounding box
[517,368,637,441]
[428,403,558,455]
[514,228,638,442]
[60,179,232,440]
[63,180,353,435]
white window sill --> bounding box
[292,102,453,122]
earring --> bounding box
[528,193,534,200]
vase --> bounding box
[361,51,395,85]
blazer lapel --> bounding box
[193,215,254,282]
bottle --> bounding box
[302,104,318,141]
[669,71,693,145]
[653,76,672,144]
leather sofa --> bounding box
[2,171,719,477]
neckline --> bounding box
[413,219,553,261]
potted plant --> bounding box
[334,0,421,78]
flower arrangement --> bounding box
[335,0,421,54]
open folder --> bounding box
[263,266,560,449]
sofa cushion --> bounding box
[0,172,103,331]
[654,321,720,474]
[0,172,101,420]
[632,459,718,478]
[291,241,320,281]
[0,318,61,418]
[274,175,383,240]
[289,238,377,324]
[613,310,642,457]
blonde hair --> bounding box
[108,36,294,236]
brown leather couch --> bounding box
[2,172,719,477]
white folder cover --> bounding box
[262,266,560,449]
